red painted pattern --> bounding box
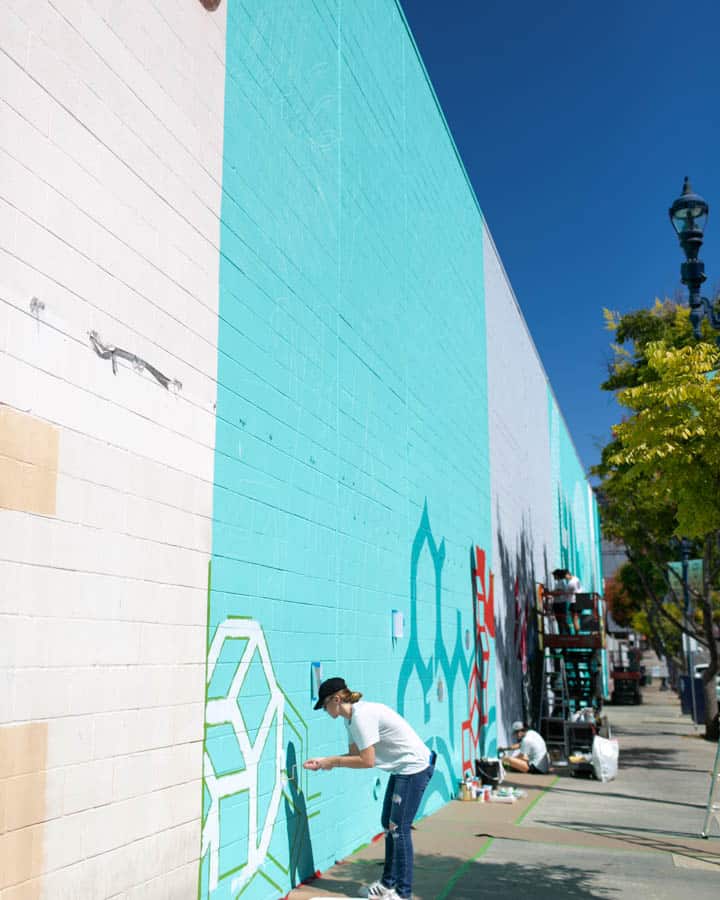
[461,546,495,776]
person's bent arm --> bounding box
[304,745,375,771]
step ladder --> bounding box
[540,652,571,760]
[543,652,570,720]
[701,737,720,838]
[545,649,598,716]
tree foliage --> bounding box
[595,300,720,739]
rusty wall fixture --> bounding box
[199,0,222,10]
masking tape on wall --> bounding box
[0,722,48,896]
[0,407,59,516]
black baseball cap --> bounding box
[314,677,347,710]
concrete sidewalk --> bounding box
[289,682,720,899]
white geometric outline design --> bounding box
[201,617,285,895]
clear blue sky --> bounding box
[401,0,720,474]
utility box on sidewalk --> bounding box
[679,676,706,723]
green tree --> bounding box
[595,301,720,739]
[610,564,683,668]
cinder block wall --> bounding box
[202,4,493,896]
[484,233,603,748]
[0,1,226,897]
[1,2,601,900]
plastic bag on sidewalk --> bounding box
[591,735,619,782]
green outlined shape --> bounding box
[201,615,286,898]
[218,788,250,879]
[232,868,284,898]
[202,781,213,827]
[257,869,284,894]
[265,851,289,876]
[235,645,272,738]
[206,721,247,776]
[280,687,312,799]
[200,603,319,899]
[198,557,213,900]
[256,709,279,840]
[198,846,210,900]
[208,636,249,700]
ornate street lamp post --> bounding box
[669,177,720,338]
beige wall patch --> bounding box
[0,722,48,898]
[0,407,59,516]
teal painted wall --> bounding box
[547,387,607,697]
[200,2,493,898]
[547,388,601,593]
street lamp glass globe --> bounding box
[669,177,709,236]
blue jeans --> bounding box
[380,762,434,899]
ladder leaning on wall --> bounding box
[701,736,720,838]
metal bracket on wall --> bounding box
[88,331,182,392]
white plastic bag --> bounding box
[591,735,619,782]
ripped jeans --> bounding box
[380,761,434,899]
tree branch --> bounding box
[624,547,709,648]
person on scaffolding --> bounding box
[551,567,581,634]
[501,720,551,774]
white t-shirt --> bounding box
[556,575,581,604]
[520,729,548,767]
[345,701,431,775]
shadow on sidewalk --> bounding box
[549,783,706,810]
[419,854,619,900]
[541,820,720,863]
[614,745,686,769]
[304,853,618,900]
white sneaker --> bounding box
[366,882,394,898]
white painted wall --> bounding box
[0,2,226,897]
[484,224,556,746]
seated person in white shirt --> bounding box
[501,720,550,774]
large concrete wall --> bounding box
[1,2,602,899]
[0,1,226,897]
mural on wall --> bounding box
[284,742,316,889]
[397,503,453,801]
[557,489,585,585]
[397,504,497,796]
[197,0,596,894]
[200,616,284,896]
[463,546,497,770]
[496,516,545,731]
[548,387,602,594]
[397,503,497,799]
[199,581,317,899]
